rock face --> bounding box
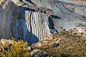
[25,11,52,44]
[0,1,22,39]
[0,0,25,40]
[0,0,86,44]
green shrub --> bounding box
[73,33,77,35]
[1,38,30,57]
[53,33,59,38]
[51,43,59,48]
[81,32,83,35]
[64,31,69,34]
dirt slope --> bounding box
[31,27,86,57]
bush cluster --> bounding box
[1,38,30,57]
[51,43,59,48]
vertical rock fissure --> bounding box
[29,12,32,44]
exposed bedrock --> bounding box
[0,1,26,41]
[0,0,86,44]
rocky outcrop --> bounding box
[0,0,28,42]
[24,0,86,44]
[0,0,57,44]
[0,1,23,39]
[25,11,52,44]
[0,0,86,44]
[30,49,51,57]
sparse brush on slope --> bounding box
[31,28,86,57]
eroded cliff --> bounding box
[0,0,86,44]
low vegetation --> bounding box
[31,28,86,57]
[0,38,31,57]
[51,43,59,48]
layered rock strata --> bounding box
[0,0,86,44]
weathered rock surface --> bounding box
[0,0,26,41]
[0,0,86,44]
[30,49,52,57]
[25,11,52,44]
